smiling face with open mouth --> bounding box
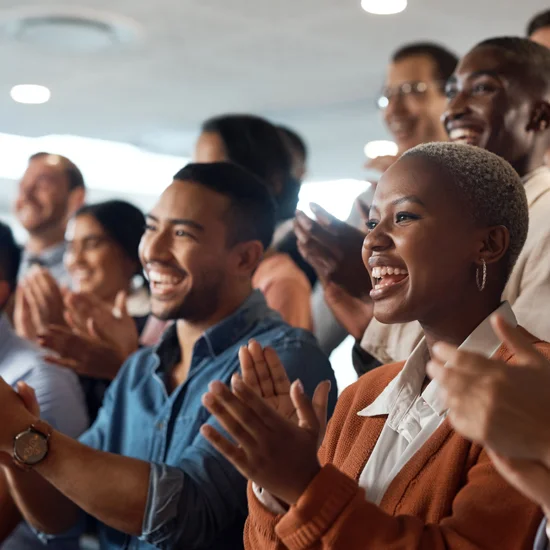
[443,44,546,173]
[362,155,483,326]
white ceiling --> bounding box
[0,0,547,182]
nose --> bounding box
[65,242,85,271]
[442,89,472,129]
[362,221,393,267]
[384,94,407,120]
[139,227,173,266]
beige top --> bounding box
[360,167,550,364]
[252,252,312,330]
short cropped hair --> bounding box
[278,125,308,161]
[0,222,22,293]
[392,42,458,85]
[29,152,85,191]
[474,37,550,93]
[173,162,276,250]
[527,10,550,37]
[75,200,145,276]
[402,142,528,276]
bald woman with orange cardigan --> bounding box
[200,143,546,549]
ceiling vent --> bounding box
[0,7,140,53]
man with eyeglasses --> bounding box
[307,42,458,359]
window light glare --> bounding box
[361,0,407,15]
[364,140,398,159]
[10,84,51,105]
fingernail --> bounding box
[325,380,332,391]
[232,374,244,391]
[202,393,215,406]
[295,379,304,394]
[209,381,224,395]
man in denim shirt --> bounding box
[0,162,336,550]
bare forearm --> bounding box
[3,465,78,535]
[0,471,23,543]
[6,431,151,536]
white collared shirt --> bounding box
[356,302,516,505]
[254,302,516,513]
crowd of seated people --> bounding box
[0,7,550,550]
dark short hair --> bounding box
[278,125,308,161]
[29,152,85,191]
[173,162,276,250]
[201,114,297,219]
[527,10,550,37]
[474,36,550,93]
[75,200,145,275]
[0,222,21,293]
[392,42,459,85]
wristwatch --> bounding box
[12,420,52,470]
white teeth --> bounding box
[371,266,409,279]
[148,271,181,285]
[449,128,480,142]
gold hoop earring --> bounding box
[476,259,487,292]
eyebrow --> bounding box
[448,70,503,85]
[391,195,426,207]
[146,214,205,232]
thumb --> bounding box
[311,380,331,441]
[290,380,319,431]
[113,290,129,318]
[16,381,40,416]
[491,315,542,365]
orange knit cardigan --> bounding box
[245,330,548,549]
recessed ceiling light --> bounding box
[361,0,407,15]
[364,140,398,159]
[10,84,51,104]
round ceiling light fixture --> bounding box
[0,7,140,54]
[364,140,398,159]
[10,84,51,104]
[361,0,407,15]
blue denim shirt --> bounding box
[51,290,336,549]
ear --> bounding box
[67,187,86,217]
[475,225,510,266]
[0,281,12,311]
[231,240,265,276]
[526,100,550,133]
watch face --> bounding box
[14,429,48,465]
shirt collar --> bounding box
[522,167,550,207]
[21,241,66,270]
[357,302,517,421]
[153,289,272,369]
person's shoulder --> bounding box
[0,331,46,379]
[251,322,321,354]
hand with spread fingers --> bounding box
[38,325,125,381]
[14,267,66,340]
[200,375,330,506]
[64,290,139,361]
[201,342,331,506]
[294,203,371,299]
[427,314,550,515]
